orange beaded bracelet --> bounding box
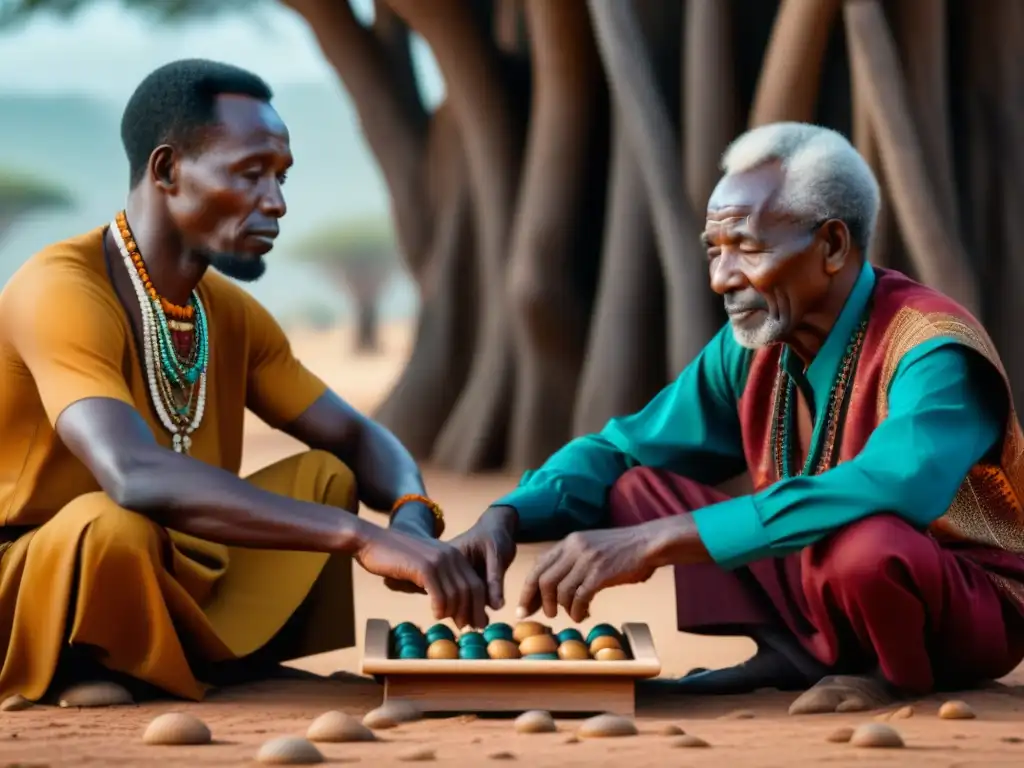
[390,493,445,537]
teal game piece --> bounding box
[425,624,455,643]
[586,623,618,645]
[556,628,584,644]
[393,621,419,634]
[398,645,425,660]
[458,632,486,648]
[483,623,513,643]
[523,652,559,660]
[458,645,489,660]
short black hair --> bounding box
[120,58,274,188]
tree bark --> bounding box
[352,294,381,354]
[747,0,842,127]
[281,0,432,272]
[503,0,603,472]
[683,0,738,213]
[573,110,667,436]
[386,0,524,472]
[844,0,980,315]
[887,0,960,238]
[587,0,717,375]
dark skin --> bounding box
[454,160,863,624]
[57,93,489,630]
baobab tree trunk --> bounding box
[372,105,478,458]
[844,0,980,315]
[386,0,526,473]
[587,0,717,375]
[573,111,666,436]
[504,0,603,472]
[747,0,842,127]
[353,295,381,354]
[683,0,738,212]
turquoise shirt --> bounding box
[495,262,1006,570]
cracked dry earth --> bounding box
[5,326,1024,767]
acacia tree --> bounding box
[0,169,72,244]
[292,218,401,354]
[7,0,1022,476]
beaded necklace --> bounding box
[110,211,209,454]
[770,309,870,479]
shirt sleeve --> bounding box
[0,269,136,426]
[496,324,752,542]
[243,295,329,429]
[691,339,1006,570]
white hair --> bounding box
[719,122,881,250]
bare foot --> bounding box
[639,647,818,696]
[788,675,897,715]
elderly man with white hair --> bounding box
[450,121,1024,713]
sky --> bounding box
[0,0,444,104]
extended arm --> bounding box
[282,392,440,537]
[57,398,375,553]
[491,324,752,542]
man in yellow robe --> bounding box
[0,59,489,706]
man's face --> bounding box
[164,94,292,282]
[703,162,836,349]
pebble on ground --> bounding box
[576,713,639,738]
[142,712,211,745]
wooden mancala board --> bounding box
[360,618,662,716]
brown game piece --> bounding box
[938,700,975,720]
[577,713,638,738]
[255,736,324,764]
[849,723,905,748]
[513,621,548,642]
[514,710,557,734]
[487,639,521,660]
[588,635,621,653]
[671,734,710,748]
[659,724,685,736]
[594,647,627,661]
[518,634,557,656]
[427,639,459,660]
[557,640,589,661]
[0,694,33,712]
[306,710,376,742]
[142,712,212,745]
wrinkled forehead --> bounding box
[705,161,803,239]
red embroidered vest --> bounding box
[737,268,1024,599]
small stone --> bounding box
[938,700,975,720]
[1,695,33,712]
[563,736,579,744]
[398,746,436,761]
[721,709,755,720]
[670,734,710,748]
[488,751,516,760]
[892,705,915,719]
[1001,736,1024,744]
[363,700,423,729]
[59,681,134,708]
[142,712,212,745]
[849,723,905,748]
[256,736,324,764]
[577,713,638,738]
[514,710,556,734]
[826,726,854,743]
[306,711,376,743]
[658,724,685,736]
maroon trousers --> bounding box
[608,467,1024,694]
